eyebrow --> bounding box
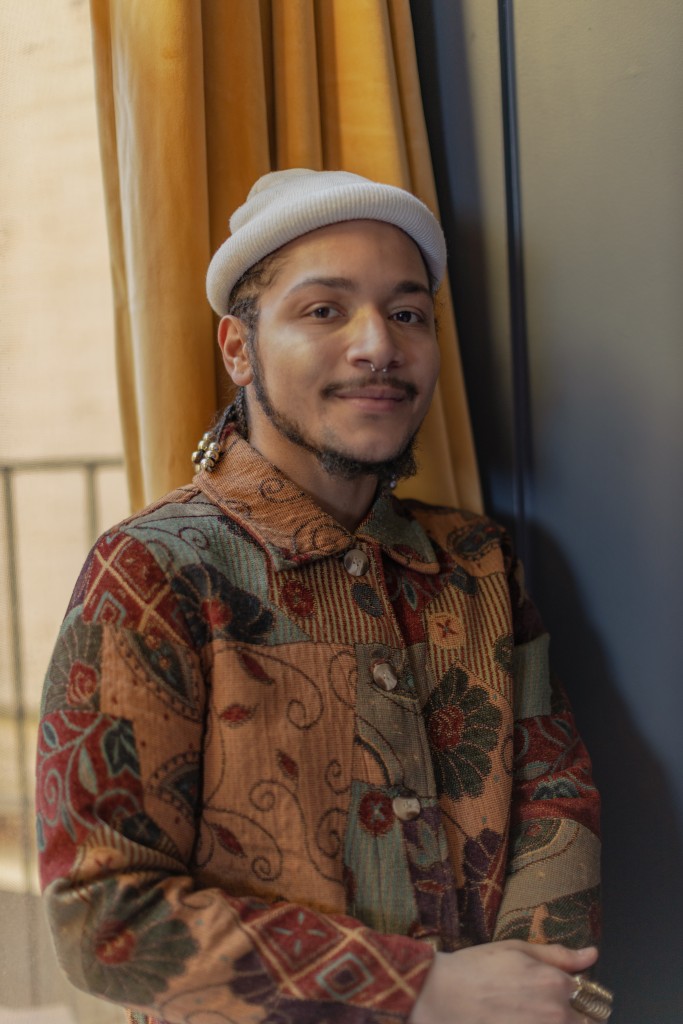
[286,276,433,300]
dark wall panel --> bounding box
[412,2,683,1021]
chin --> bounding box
[336,430,414,462]
[314,433,419,484]
[361,449,405,464]
[339,445,404,466]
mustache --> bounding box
[321,375,418,399]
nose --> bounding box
[346,307,402,373]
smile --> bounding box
[323,379,418,403]
[328,386,415,414]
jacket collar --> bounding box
[195,429,440,574]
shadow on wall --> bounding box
[410,0,516,519]
[528,523,683,1024]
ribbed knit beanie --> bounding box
[206,168,447,316]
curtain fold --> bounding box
[90,0,482,513]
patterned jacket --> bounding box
[37,428,600,1024]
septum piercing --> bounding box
[370,363,389,374]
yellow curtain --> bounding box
[90,0,482,514]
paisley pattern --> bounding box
[37,428,600,1024]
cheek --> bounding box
[269,350,316,390]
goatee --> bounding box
[247,350,419,485]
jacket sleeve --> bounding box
[36,528,433,1024]
[493,539,601,947]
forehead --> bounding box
[269,219,432,289]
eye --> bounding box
[391,309,424,324]
[308,305,342,320]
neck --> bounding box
[302,470,379,533]
[245,426,379,532]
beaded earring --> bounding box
[190,389,248,473]
[191,433,221,473]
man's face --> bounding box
[221,219,440,481]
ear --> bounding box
[217,316,254,386]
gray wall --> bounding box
[412,2,683,1020]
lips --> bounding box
[323,377,417,401]
[335,387,405,401]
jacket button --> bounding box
[372,661,398,691]
[343,548,370,576]
[392,794,421,821]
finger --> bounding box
[519,943,599,971]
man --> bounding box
[37,169,607,1023]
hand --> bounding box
[409,940,599,1024]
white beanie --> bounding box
[206,168,447,315]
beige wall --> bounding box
[1,2,126,1020]
[0,1,124,461]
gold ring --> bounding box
[569,975,614,1021]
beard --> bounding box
[245,339,419,485]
